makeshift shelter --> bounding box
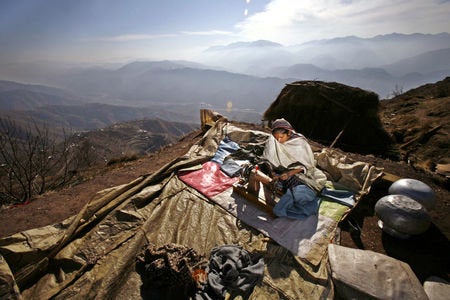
[0,110,384,299]
[263,81,394,156]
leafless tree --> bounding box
[0,118,74,205]
[391,84,404,98]
[0,118,37,203]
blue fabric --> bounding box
[220,158,243,177]
[320,188,355,207]
[211,137,240,165]
[273,184,319,220]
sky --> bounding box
[1,0,450,64]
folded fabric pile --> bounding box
[195,245,265,300]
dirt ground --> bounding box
[0,127,449,285]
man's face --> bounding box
[273,131,290,144]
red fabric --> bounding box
[178,161,239,198]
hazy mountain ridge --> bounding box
[50,65,285,112]
[54,33,450,100]
[0,80,77,96]
[198,33,450,71]
[0,90,74,111]
[0,33,448,98]
[0,102,200,134]
[0,77,206,132]
[0,33,449,129]
[206,40,284,51]
[0,80,86,109]
[382,47,450,76]
[0,76,266,135]
[199,33,450,95]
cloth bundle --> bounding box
[195,245,264,299]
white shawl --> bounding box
[262,133,327,192]
[262,133,316,171]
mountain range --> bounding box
[202,32,450,72]
[0,33,449,132]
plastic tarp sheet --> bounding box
[211,187,350,266]
[0,114,383,299]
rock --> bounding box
[375,194,431,238]
[389,178,436,210]
[328,244,428,300]
[423,276,450,300]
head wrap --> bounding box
[271,118,294,132]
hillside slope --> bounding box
[0,121,448,284]
[0,78,449,285]
[380,76,450,177]
[68,118,198,164]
